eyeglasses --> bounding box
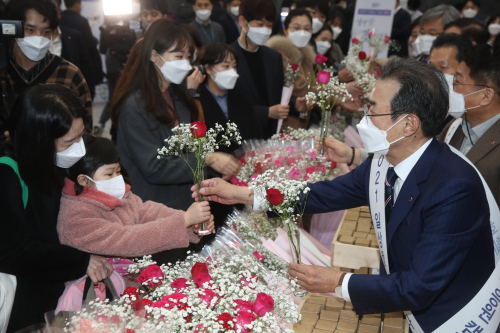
[452,80,490,89]
[363,104,392,118]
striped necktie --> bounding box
[385,167,398,224]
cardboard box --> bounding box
[336,319,358,332]
[325,297,345,311]
[360,206,370,212]
[339,309,358,321]
[344,210,360,221]
[342,222,357,231]
[312,330,331,333]
[361,316,381,326]
[319,310,340,322]
[344,302,354,310]
[300,313,319,325]
[302,303,322,314]
[315,319,337,331]
[337,229,354,237]
[294,324,315,333]
[339,235,355,245]
[383,327,404,333]
[353,231,368,239]
[384,318,404,329]
[353,267,369,274]
[355,238,371,247]
[359,324,380,333]
[306,296,327,306]
[356,224,371,233]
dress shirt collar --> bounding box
[206,84,228,98]
[391,139,433,183]
[461,112,500,143]
[238,38,259,53]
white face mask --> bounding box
[196,9,212,21]
[443,73,454,86]
[211,67,239,90]
[418,34,436,55]
[356,114,408,156]
[16,36,51,62]
[331,27,342,40]
[56,139,86,168]
[315,40,331,55]
[156,54,192,84]
[244,23,272,46]
[448,87,487,119]
[488,23,500,36]
[288,30,312,48]
[409,37,422,57]
[462,8,478,18]
[230,6,239,16]
[86,175,126,199]
[312,18,323,34]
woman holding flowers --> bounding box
[111,19,240,265]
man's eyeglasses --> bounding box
[363,104,392,118]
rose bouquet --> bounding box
[249,168,310,296]
[342,35,376,100]
[158,121,241,234]
[305,71,351,162]
[277,62,300,134]
[65,253,301,333]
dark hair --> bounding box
[462,23,489,45]
[140,0,168,15]
[444,17,477,31]
[407,0,420,11]
[111,19,198,128]
[7,84,88,191]
[67,134,120,195]
[198,43,238,67]
[296,0,328,18]
[240,0,276,23]
[63,0,81,8]
[431,33,473,63]
[486,14,500,27]
[312,24,333,40]
[327,7,345,27]
[460,0,480,11]
[6,0,59,30]
[463,44,500,95]
[183,23,203,49]
[284,8,312,30]
[173,3,196,23]
[493,34,500,57]
[410,16,421,31]
[380,58,449,138]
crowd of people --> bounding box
[0,0,499,331]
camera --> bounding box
[188,64,207,77]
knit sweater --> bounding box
[57,178,200,258]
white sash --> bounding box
[369,149,500,332]
[444,118,463,145]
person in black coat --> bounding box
[388,0,412,58]
[59,26,96,88]
[198,43,263,154]
[0,84,113,332]
[217,0,241,45]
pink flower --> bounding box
[265,153,272,159]
[161,293,189,310]
[152,300,168,308]
[252,293,275,317]
[384,35,391,43]
[368,30,374,37]
[137,265,164,289]
[315,53,328,65]
[230,176,240,185]
[234,299,254,312]
[309,151,316,160]
[252,251,265,263]
[304,174,309,181]
[289,169,300,181]
[330,161,337,169]
[306,166,315,174]
[317,71,331,85]
[238,181,248,187]
[352,37,359,44]
[171,278,189,291]
[317,164,326,172]
[274,159,283,168]
[193,272,213,288]
[236,311,257,333]
[199,289,219,307]
[250,174,259,182]
[286,146,294,155]
[287,157,296,166]
[240,274,258,289]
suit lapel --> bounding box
[449,124,465,149]
[386,139,441,248]
[466,118,500,164]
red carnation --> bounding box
[291,63,299,71]
[191,121,207,138]
[315,53,328,65]
[358,51,367,60]
[266,188,284,206]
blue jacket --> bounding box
[305,138,494,332]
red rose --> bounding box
[252,251,265,263]
[234,299,254,312]
[330,161,337,169]
[239,156,246,166]
[384,35,391,43]
[266,188,284,206]
[358,51,367,60]
[137,265,164,289]
[291,63,299,71]
[252,293,275,317]
[236,311,257,333]
[199,289,219,307]
[127,330,135,333]
[317,70,331,85]
[191,262,209,278]
[171,278,189,291]
[352,37,359,44]
[230,176,240,185]
[315,53,328,65]
[139,299,153,307]
[161,293,189,310]
[193,272,213,288]
[239,181,249,187]
[217,313,235,331]
[254,163,264,175]
[306,166,315,174]
[191,121,207,138]
[121,287,139,299]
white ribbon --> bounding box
[369,144,500,332]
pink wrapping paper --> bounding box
[300,228,331,256]
[261,237,293,263]
[276,228,325,267]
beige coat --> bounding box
[266,36,317,130]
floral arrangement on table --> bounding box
[305,70,352,162]
[249,168,310,296]
[158,121,241,234]
[65,253,301,333]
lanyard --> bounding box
[200,23,215,44]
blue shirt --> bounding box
[206,85,229,118]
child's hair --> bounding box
[67,134,121,195]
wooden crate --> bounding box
[331,207,381,270]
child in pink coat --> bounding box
[57,135,215,260]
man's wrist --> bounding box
[237,187,254,206]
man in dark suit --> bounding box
[231,0,306,139]
[218,0,241,44]
[388,0,411,57]
[191,58,496,331]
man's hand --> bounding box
[269,104,290,119]
[345,81,364,96]
[316,137,361,166]
[190,178,254,205]
[338,68,354,83]
[87,255,114,284]
[288,263,344,293]
[337,97,362,112]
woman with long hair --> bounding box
[111,19,239,265]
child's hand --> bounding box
[192,214,216,235]
[184,201,211,228]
